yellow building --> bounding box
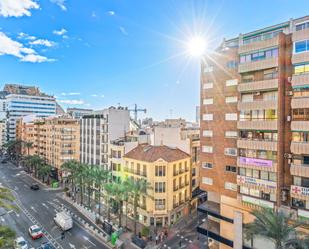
[123,144,191,227]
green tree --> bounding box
[92,166,109,217]
[0,225,16,249]
[22,141,33,156]
[126,178,152,235]
[61,160,80,193]
[38,164,53,183]
[244,208,308,249]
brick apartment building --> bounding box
[199,16,309,248]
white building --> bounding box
[80,106,130,170]
[67,108,93,119]
[6,94,56,140]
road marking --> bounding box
[42,203,48,208]
[24,184,28,188]
[83,236,96,246]
[69,243,76,249]
[0,217,5,222]
[14,186,19,190]
[31,206,38,213]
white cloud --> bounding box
[91,94,104,98]
[21,54,55,63]
[0,0,39,17]
[18,32,36,40]
[0,31,54,63]
[50,0,66,11]
[91,11,96,18]
[61,92,80,96]
[58,99,85,105]
[107,10,115,16]
[91,94,97,97]
[30,39,56,47]
[119,26,128,36]
[53,28,67,36]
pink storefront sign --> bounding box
[239,157,273,167]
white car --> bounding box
[28,225,43,240]
[14,236,28,249]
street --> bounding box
[0,161,110,249]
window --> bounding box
[225,96,238,103]
[225,131,238,138]
[155,182,166,193]
[240,186,249,195]
[203,114,213,121]
[264,68,278,80]
[294,40,309,53]
[203,98,213,105]
[204,66,213,73]
[155,166,166,177]
[203,130,213,137]
[203,82,213,89]
[202,146,213,153]
[296,22,309,31]
[225,113,238,121]
[240,48,279,64]
[224,148,237,156]
[294,63,309,75]
[225,165,237,172]
[202,177,213,185]
[226,60,238,69]
[239,168,246,176]
[226,79,238,86]
[202,162,213,169]
[155,199,166,210]
[225,182,237,191]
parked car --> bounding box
[30,184,40,190]
[28,225,43,240]
[54,211,73,231]
[131,235,147,249]
[36,242,55,249]
[14,236,28,249]
[1,159,7,164]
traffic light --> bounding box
[61,231,65,240]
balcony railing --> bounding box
[173,186,179,191]
[291,142,309,155]
[173,170,179,176]
[173,203,179,208]
[290,163,309,178]
[238,78,278,92]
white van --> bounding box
[54,211,73,231]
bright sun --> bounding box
[186,36,207,57]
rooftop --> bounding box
[124,144,190,162]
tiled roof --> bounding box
[124,144,190,162]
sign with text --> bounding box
[291,185,309,196]
[237,175,277,189]
[239,157,273,167]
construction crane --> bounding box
[128,104,146,122]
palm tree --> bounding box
[92,166,109,217]
[29,155,44,178]
[126,178,152,235]
[82,164,95,208]
[22,141,33,156]
[38,164,52,183]
[244,208,307,249]
[0,225,16,249]
[61,160,80,193]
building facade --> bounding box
[67,108,93,119]
[199,16,309,249]
[80,107,130,170]
[3,84,56,141]
[123,144,191,227]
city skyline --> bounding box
[0,0,309,122]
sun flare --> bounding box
[186,36,207,57]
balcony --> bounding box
[173,186,179,191]
[291,121,309,132]
[173,170,179,176]
[238,99,277,111]
[239,36,279,54]
[291,73,309,88]
[290,163,309,177]
[237,175,277,192]
[197,201,233,223]
[291,142,309,154]
[238,57,278,73]
[292,28,309,42]
[240,195,274,209]
[237,120,277,130]
[290,185,309,200]
[237,139,277,151]
[291,97,309,109]
[292,52,309,65]
[173,202,179,208]
[237,157,277,172]
[238,78,278,92]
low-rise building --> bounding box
[123,144,191,227]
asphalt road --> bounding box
[0,161,110,249]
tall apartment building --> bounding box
[80,106,130,170]
[2,84,56,140]
[17,115,80,175]
[123,144,191,227]
[199,16,309,249]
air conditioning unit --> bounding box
[286,91,293,96]
[287,115,291,122]
[288,76,292,82]
[254,92,260,96]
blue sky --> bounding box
[0,0,308,121]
